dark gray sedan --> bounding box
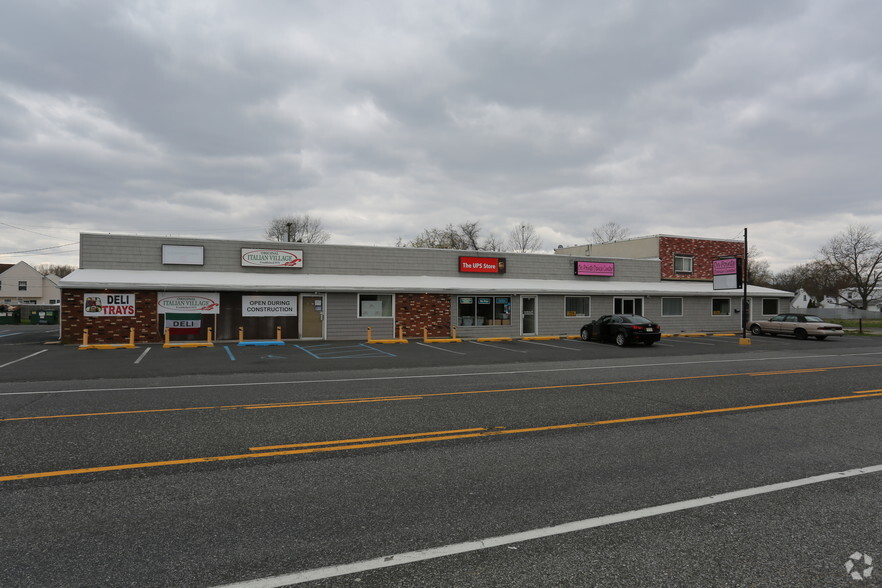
[580,314,662,346]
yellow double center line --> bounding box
[2,388,882,483]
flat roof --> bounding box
[61,269,792,297]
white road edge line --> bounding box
[0,349,47,369]
[213,463,882,587]
[2,350,881,397]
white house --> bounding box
[790,288,817,309]
[823,287,882,311]
[0,261,62,306]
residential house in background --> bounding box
[0,261,62,306]
[790,288,817,310]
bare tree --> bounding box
[590,221,631,243]
[818,224,882,309]
[35,263,76,277]
[746,245,773,288]
[401,221,499,250]
[508,223,542,253]
[265,214,330,244]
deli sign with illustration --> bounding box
[241,248,304,268]
[84,293,135,317]
[459,256,506,274]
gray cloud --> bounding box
[1,0,880,271]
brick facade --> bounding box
[659,236,744,281]
[395,293,451,338]
[62,290,160,344]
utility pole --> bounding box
[742,227,748,340]
[286,222,292,243]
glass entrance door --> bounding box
[521,296,537,336]
[301,295,324,339]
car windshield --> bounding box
[803,316,825,322]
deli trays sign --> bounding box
[241,248,303,268]
[84,293,135,317]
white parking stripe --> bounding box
[469,341,527,353]
[134,347,151,364]
[415,342,467,355]
[211,464,882,587]
[0,349,47,369]
[520,340,582,351]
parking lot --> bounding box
[2,324,880,385]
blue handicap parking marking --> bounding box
[294,343,396,359]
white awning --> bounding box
[61,269,793,297]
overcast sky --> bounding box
[1,0,880,272]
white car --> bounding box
[749,314,844,340]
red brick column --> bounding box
[61,290,160,344]
[395,294,451,338]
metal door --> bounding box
[301,295,324,339]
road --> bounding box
[2,325,882,587]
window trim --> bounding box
[761,298,779,315]
[357,293,394,318]
[711,297,731,316]
[564,296,591,318]
[673,254,694,274]
[18,280,28,291]
[614,297,644,315]
[661,297,683,317]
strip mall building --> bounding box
[58,233,793,344]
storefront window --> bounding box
[459,295,512,326]
[762,298,779,315]
[712,298,731,316]
[565,296,590,317]
[358,294,393,317]
[661,297,683,316]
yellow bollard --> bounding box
[164,328,170,346]
[399,325,404,340]
[207,327,213,344]
[238,326,244,343]
[452,326,457,339]
[82,328,89,346]
[276,326,282,341]
[129,328,135,346]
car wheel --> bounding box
[794,328,808,340]
[750,324,763,336]
[580,327,590,341]
[615,331,628,347]
[815,335,827,341]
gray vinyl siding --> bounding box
[325,293,396,340]
[78,233,658,281]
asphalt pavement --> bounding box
[2,325,882,587]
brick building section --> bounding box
[659,237,745,281]
[61,290,160,344]
[395,293,451,338]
